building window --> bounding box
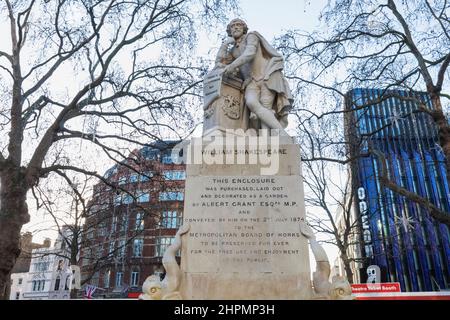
[104,166,117,179]
[18,278,22,285]
[114,194,122,206]
[82,248,92,266]
[118,176,127,185]
[95,245,103,259]
[90,204,100,214]
[162,154,173,164]
[120,215,129,232]
[159,211,181,229]
[65,276,70,290]
[91,272,99,287]
[98,222,107,236]
[15,292,20,300]
[34,280,45,291]
[163,170,186,180]
[104,270,110,288]
[109,241,115,256]
[35,261,49,272]
[115,272,123,287]
[135,212,144,231]
[136,191,150,203]
[111,216,118,232]
[118,240,126,258]
[139,171,153,182]
[122,194,133,205]
[131,271,139,287]
[133,239,143,257]
[159,191,184,201]
[129,174,139,183]
[87,230,94,240]
[155,237,175,257]
[54,276,60,291]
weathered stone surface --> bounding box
[179,139,312,299]
[203,75,247,137]
[204,18,292,134]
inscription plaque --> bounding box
[179,140,312,299]
[184,176,305,273]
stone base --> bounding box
[181,273,313,300]
[179,138,312,299]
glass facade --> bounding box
[346,88,449,291]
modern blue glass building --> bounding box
[345,88,449,291]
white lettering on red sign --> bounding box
[351,282,401,293]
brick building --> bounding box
[80,140,185,298]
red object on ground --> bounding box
[127,292,141,299]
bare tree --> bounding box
[30,175,100,299]
[76,144,187,299]
[296,113,361,283]
[0,0,237,299]
[277,0,450,225]
[30,142,188,299]
[305,172,359,283]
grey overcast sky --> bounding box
[196,0,326,58]
[239,0,325,38]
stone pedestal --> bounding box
[179,137,312,299]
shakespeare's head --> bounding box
[227,18,248,37]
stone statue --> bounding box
[139,274,163,300]
[215,18,293,133]
[299,220,354,300]
[299,220,331,298]
[329,276,354,300]
[139,224,190,300]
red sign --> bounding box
[127,292,141,299]
[351,282,401,293]
[354,292,450,300]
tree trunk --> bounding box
[430,95,450,186]
[0,219,23,300]
[70,249,79,300]
[0,169,30,300]
[70,288,79,299]
[340,253,354,284]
